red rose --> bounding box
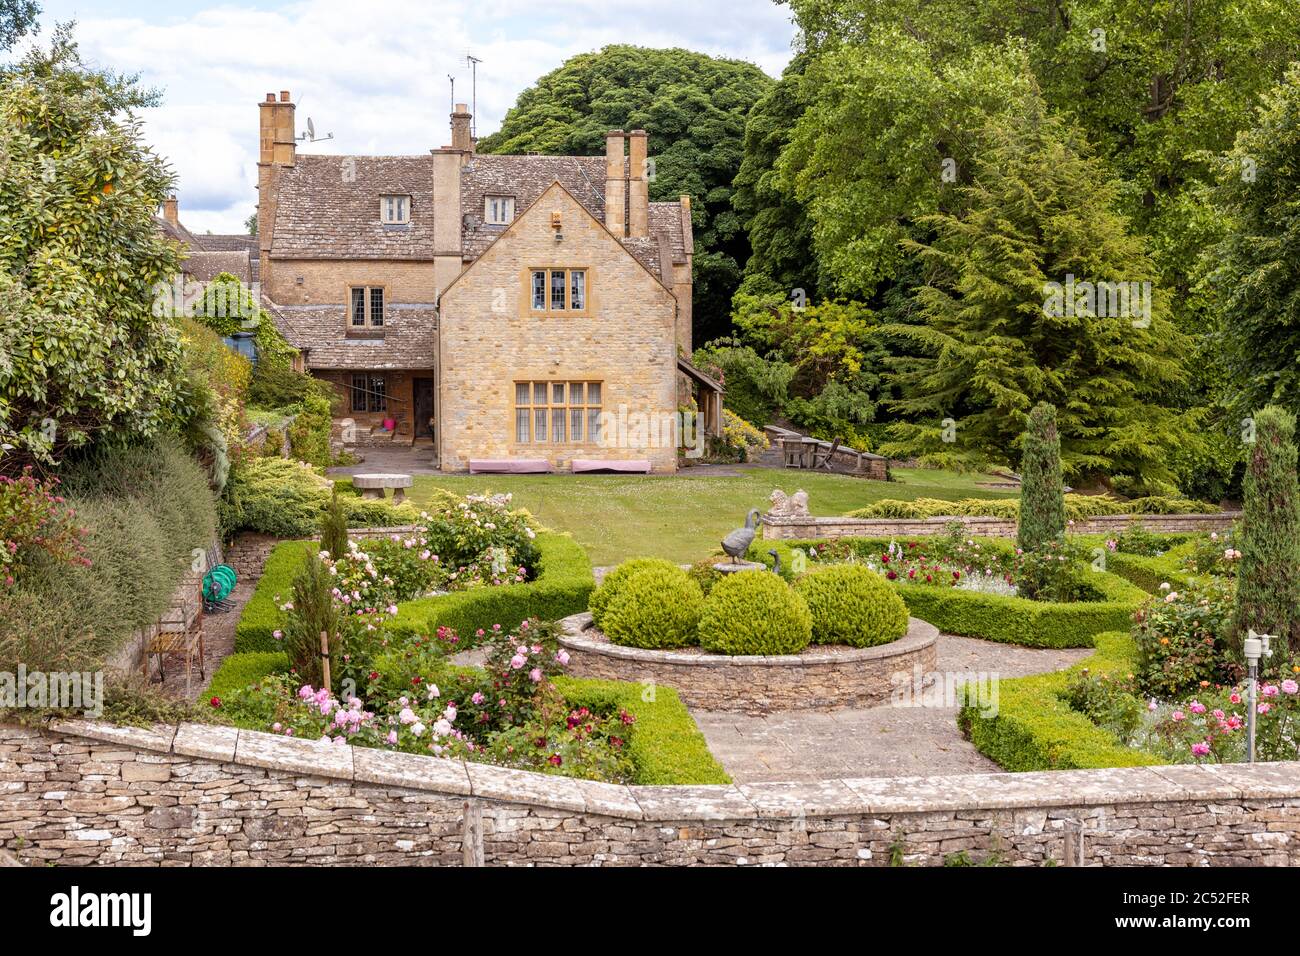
[548,754,563,767]
[209,696,221,708]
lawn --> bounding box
[401,465,1017,566]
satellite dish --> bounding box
[297,117,335,144]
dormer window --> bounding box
[485,195,515,225]
[381,195,410,224]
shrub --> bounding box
[205,651,289,701]
[601,565,704,649]
[589,558,681,628]
[845,494,1218,521]
[247,364,335,410]
[420,493,540,582]
[794,564,909,646]
[287,392,333,468]
[686,558,725,596]
[0,468,90,587]
[1134,578,1240,698]
[1018,402,1066,552]
[218,457,415,539]
[698,570,811,655]
[1232,405,1300,654]
[0,439,216,671]
[319,487,348,560]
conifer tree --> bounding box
[1017,402,1066,552]
[1232,406,1300,655]
[880,88,1185,487]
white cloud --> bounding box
[27,0,794,233]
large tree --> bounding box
[0,0,38,51]
[880,90,1187,487]
[478,45,773,342]
[0,29,185,474]
[1205,63,1300,421]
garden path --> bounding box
[690,635,1091,782]
[161,579,255,701]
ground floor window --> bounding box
[350,373,387,412]
[513,380,602,444]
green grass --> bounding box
[404,466,1016,565]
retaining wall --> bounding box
[762,512,1240,542]
[2,720,1296,867]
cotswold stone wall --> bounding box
[3,721,1297,867]
[762,512,1240,542]
[557,613,939,714]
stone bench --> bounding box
[571,459,652,474]
[351,473,414,502]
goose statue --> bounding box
[768,549,782,576]
[721,509,762,561]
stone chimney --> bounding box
[161,196,179,227]
[451,103,474,153]
[627,130,649,238]
[257,91,296,296]
[604,130,627,237]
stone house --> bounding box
[247,90,721,473]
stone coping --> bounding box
[762,511,1241,540]
[37,718,1300,822]
[557,612,938,666]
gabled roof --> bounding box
[182,250,253,284]
[273,303,437,370]
[272,155,438,260]
[460,154,607,259]
[439,179,675,303]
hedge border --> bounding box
[203,653,728,786]
[234,532,595,653]
[957,630,1158,771]
[752,537,1149,648]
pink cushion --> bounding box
[571,459,652,474]
[468,459,554,474]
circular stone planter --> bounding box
[557,613,938,714]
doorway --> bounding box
[413,377,435,440]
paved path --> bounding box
[691,635,1090,782]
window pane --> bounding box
[587,382,601,405]
[370,288,384,326]
[534,409,547,442]
[552,409,566,442]
[351,375,366,412]
[569,382,584,405]
[552,383,565,404]
[551,271,566,310]
[351,288,366,325]
[369,376,386,413]
[588,409,602,444]
[534,382,547,405]
[570,270,585,310]
[531,272,546,310]
[515,382,529,405]
[515,409,530,443]
[571,408,583,442]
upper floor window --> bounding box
[381,195,410,224]
[350,286,385,327]
[485,195,515,225]
[529,268,586,313]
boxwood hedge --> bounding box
[751,537,1149,648]
[234,532,594,652]
[957,631,1158,771]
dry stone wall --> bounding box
[2,720,1297,867]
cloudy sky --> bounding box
[17,0,796,233]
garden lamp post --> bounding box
[1244,629,1273,764]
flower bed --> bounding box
[754,536,1150,648]
[235,531,593,653]
[203,640,728,785]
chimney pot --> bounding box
[266,93,276,102]
[280,90,291,102]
